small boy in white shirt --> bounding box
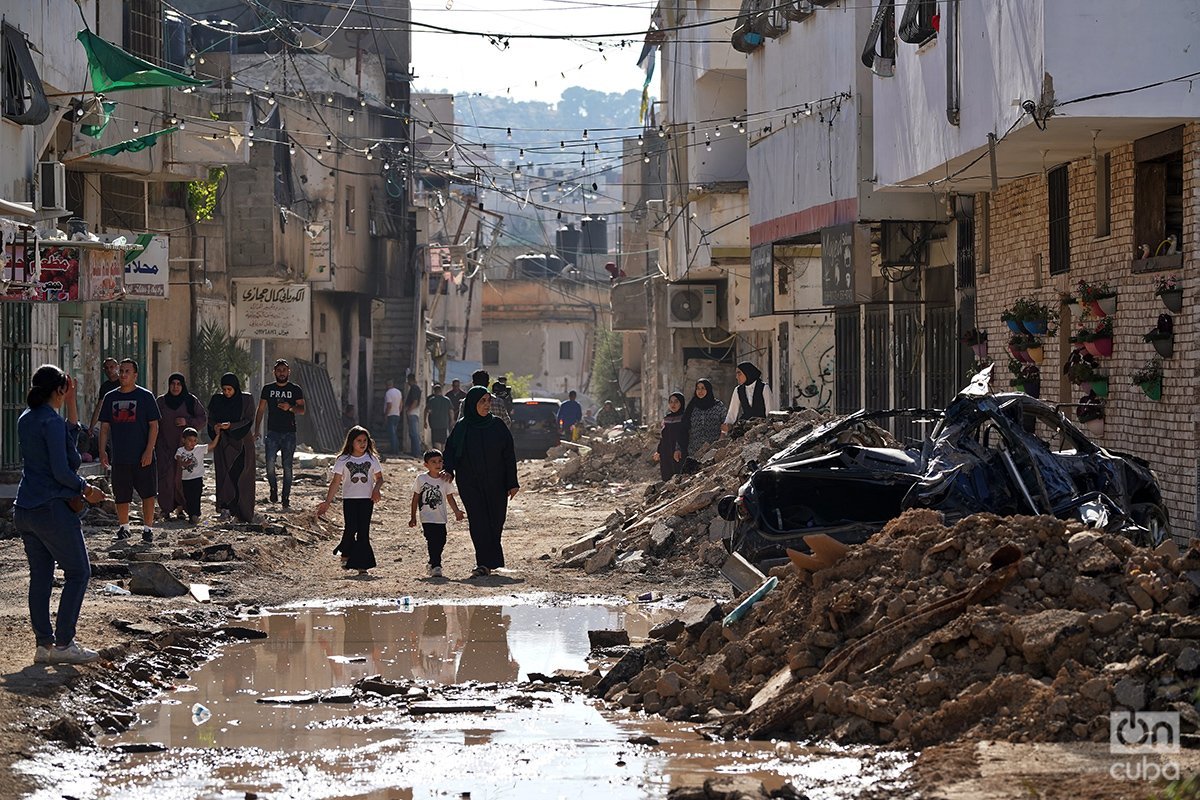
[176,426,218,524]
[409,449,463,578]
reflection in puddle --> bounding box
[18,602,909,799]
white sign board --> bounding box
[305,222,331,280]
[123,234,170,298]
[233,282,310,339]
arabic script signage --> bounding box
[82,248,124,302]
[233,282,310,339]
[105,232,169,298]
[1,244,80,302]
[750,244,774,317]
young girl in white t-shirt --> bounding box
[317,425,383,575]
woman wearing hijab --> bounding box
[683,379,726,455]
[722,361,776,434]
[207,373,256,522]
[156,373,207,520]
[442,386,519,578]
[652,392,688,481]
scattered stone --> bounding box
[42,716,92,747]
[127,562,189,598]
[649,619,685,641]
[218,626,268,640]
[590,649,646,698]
[628,735,659,746]
[583,545,617,574]
[679,598,722,637]
[1113,678,1147,710]
[588,629,631,649]
[410,701,497,715]
[110,742,167,754]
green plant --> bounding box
[190,320,253,398]
[1153,273,1181,295]
[1074,317,1115,342]
[1008,359,1040,383]
[502,372,535,399]
[1066,361,1101,383]
[1008,333,1042,350]
[187,167,225,222]
[1076,278,1115,303]
[1130,357,1163,386]
[1076,394,1104,422]
[1155,774,1200,800]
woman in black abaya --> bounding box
[207,373,256,522]
[156,373,207,519]
[442,386,519,577]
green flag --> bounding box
[124,233,155,264]
[80,100,116,138]
[77,29,209,93]
[86,126,179,158]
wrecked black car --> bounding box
[719,367,1170,564]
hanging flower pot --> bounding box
[1137,378,1163,401]
[1022,319,1049,336]
[1159,288,1183,314]
[1082,417,1105,437]
[1095,295,1117,316]
[1026,344,1044,364]
[1085,336,1113,358]
[971,342,989,360]
[1024,380,1041,398]
[1090,376,1109,398]
[1151,336,1174,359]
[1005,319,1024,333]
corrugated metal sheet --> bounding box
[291,358,345,453]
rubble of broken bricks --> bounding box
[574,508,1200,749]
[553,410,836,576]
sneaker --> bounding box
[34,645,53,664]
[430,566,443,578]
[46,641,100,665]
[114,526,131,542]
[141,527,154,544]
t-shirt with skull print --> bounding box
[332,453,383,500]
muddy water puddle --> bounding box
[21,599,908,799]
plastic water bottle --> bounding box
[101,584,131,596]
[191,703,212,726]
[398,596,414,613]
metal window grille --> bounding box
[926,305,957,409]
[955,197,975,289]
[834,307,861,414]
[1048,165,1070,275]
[864,306,890,411]
[100,175,147,231]
[124,0,162,65]
[893,306,921,441]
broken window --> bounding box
[1134,126,1184,258]
[2,23,49,126]
[898,0,938,44]
[1047,165,1070,275]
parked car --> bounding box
[719,366,1170,564]
[510,397,561,459]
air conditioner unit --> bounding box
[667,283,718,328]
[36,161,67,212]
[646,199,666,232]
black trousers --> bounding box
[422,522,447,567]
[182,478,203,518]
[336,498,377,570]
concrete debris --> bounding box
[601,509,1200,747]
[588,629,631,649]
[127,562,190,598]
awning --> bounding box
[76,29,209,93]
[0,198,36,219]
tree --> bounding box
[190,320,254,399]
[589,327,622,405]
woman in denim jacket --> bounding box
[14,365,107,665]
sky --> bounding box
[409,0,657,103]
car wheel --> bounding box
[1129,503,1170,547]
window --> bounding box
[1094,153,1111,238]
[101,175,147,231]
[482,341,500,366]
[1134,126,1184,259]
[123,0,162,65]
[344,186,356,231]
[559,341,573,360]
[1047,165,1070,275]
[319,313,327,334]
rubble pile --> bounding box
[547,430,661,486]
[553,410,847,573]
[594,510,1200,747]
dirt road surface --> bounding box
[0,456,1193,798]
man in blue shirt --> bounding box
[98,358,160,543]
[557,390,583,441]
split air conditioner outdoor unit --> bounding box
[36,161,67,213]
[667,283,718,328]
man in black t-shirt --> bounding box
[404,373,423,456]
[98,358,161,542]
[254,359,306,507]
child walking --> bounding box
[175,426,219,524]
[317,425,383,575]
[409,449,464,578]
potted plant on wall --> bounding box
[1075,392,1105,437]
[960,328,989,359]
[1078,317,1114,358]
[1077,278,1117,317]
[1008,333,1041,363]
[1008,360,1041,397]
[1060,290,1081,320]
[1065,356,1108,397]
[1141,313,1174,359]
[1153,274,1182,314]
[1018,297,1055,335]
[1131,358,1164,401]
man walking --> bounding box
[404,373,423,456]
[557,390,583,441]
[425,384,454,450]
[384,378,404,455]
[446,379,467,420]
[255,359,305,507]
[88,357,121,457]
[98,359,160,542]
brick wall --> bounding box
[975,123,1196,539]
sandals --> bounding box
[469,566,490,578]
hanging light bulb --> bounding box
[383,161,390,170]
[366,150,373,160]
[267,93,276,105]
[658,125,666,138]
[506,127,512,139]
[289,143,296,155]
[582,129,589,140]
[803,104,812,116]
[637,135,643,146]
[178,119,186,130]
[296,89,303,98]
[244,87,252,95]
[75,106,84,117]
[738,121,746,134]
[263,82,269,91]
[325,135,332,147]
[169,115,178,125]
[643,154,650,163]
[316,149,323,160]
[427,123,434,134]
[705,137,712,151]
[402,144,410,153]
[359,93,366,107]
[133,120,140,133]
[198,55,205,64]
[560,141,565,150]
[189,50,197,61]
[519,148,525,160]
[594,143,600,153]
[347,112,355,123]
[515,165,522,175]
[248,140,254,147]
[327,94,334,104]
[714,127,721,137]
[248,126,255,138]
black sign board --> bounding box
[750,244,774,317]
[822,224,859,306]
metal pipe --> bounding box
[945,0,960,126]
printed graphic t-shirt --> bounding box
[98,386,161,465]
[411,473,455,524]
[333,453,382,500]
[261,382,304,433]
[176,445,204,481]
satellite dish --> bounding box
[670,288,704,322]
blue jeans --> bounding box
[15,501,91,648]
[407,413,421,456]
[387,415,402,455]
[264,431,296,500]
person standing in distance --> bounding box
[98,359,160,542]
[255,359,305,507]
[557,390,583,442]
[87,357,120,457]
[425,383,454,451]
[383,378,404,456]
[403,373,423,457]
[445,379,467,421]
